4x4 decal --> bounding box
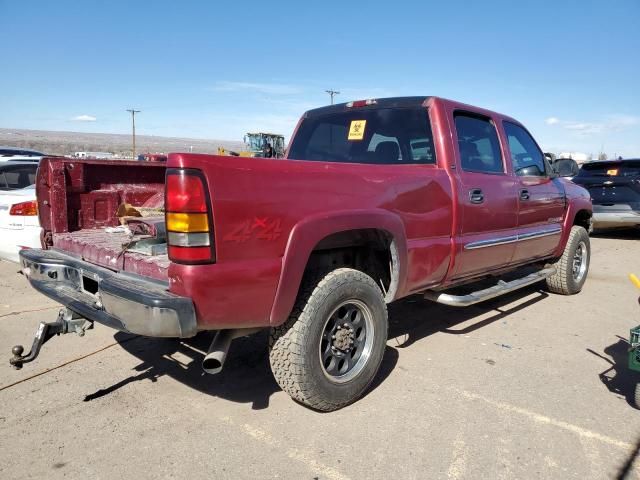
[223,218,283,243]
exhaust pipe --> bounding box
[202,328,261,374]
[202,330,234,374]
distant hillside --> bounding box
[0,128,244,158]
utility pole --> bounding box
[126,109,141,160]
[325,89,340,105]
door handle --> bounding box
[520,189,530,201]
[469,188,484,204]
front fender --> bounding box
[268,209,408,326]
[553,184,593,258]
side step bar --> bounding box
[424,267,556,307]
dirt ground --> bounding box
[1,229,639,479]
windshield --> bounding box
[288,107,436,165]
[246,135,265,151]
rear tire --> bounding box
[546,225,590,295]
[269,268,388,411]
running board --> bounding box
[424,267,556,307]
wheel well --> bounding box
[573,209,592,231]
[305,229,398,301]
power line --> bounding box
[126,109,141,159]
[325,89,340,105]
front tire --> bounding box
[269,268,388,411]
[546,225,590,295]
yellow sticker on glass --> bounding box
[607,169,618,176]
[348,120,366,140]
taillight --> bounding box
[10,200,38,216]
[165,169,215,264]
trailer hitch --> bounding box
[9,308,93,370]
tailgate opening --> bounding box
[37,158,170,281]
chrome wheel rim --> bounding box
[572,241,588,282]
[319,299,374,383]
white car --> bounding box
[0,161,41,262]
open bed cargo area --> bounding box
[37,158,169,281]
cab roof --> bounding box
[303,96,521,125]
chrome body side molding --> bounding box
[464,225,562,250]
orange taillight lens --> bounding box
[166,212,209,232]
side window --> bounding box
[454,114,504,174]
[504,122,546,176]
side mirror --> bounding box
[552,159,579,178]
[516,165,545,177]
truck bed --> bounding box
[36,158,169,281]
[53,229,171,279]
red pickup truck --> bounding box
[12,96,592,411]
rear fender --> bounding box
[269,209,407,326]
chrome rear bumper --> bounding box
[19,248,197,338]
[592,211,640,227]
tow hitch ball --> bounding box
[9,308,93,370]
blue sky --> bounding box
[1,0,638,157]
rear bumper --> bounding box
[19,248,197,338]
[592,208,640,227]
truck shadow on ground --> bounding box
[587,337,639,409]
[87,331,399,410]
[387,286,548,349]
[86,285,548,410]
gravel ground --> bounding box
[1,229,639,479]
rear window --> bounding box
[577,160,640,178]
[287,107,436,165]
[0,165,38,190]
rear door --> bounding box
[502,122,565,263]
[450,112,519,279]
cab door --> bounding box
[503,121,566,263]
[451,112,519,280]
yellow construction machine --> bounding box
[217,132,285,158]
